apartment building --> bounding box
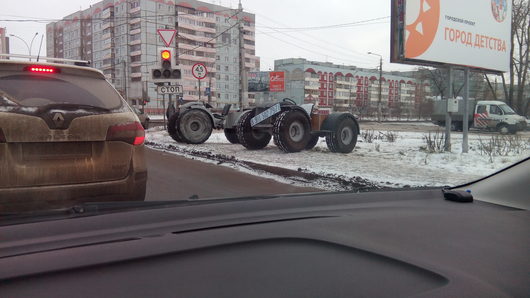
[46,0,260,113]
[273,58,431,117]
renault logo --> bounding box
[52,112,65,127]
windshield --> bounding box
[499,104,517,115]
[0,0,529,218]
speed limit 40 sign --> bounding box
[192,63,208,80]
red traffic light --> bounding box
[161,50,171,60]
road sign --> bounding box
[157,29,176,47]
[157,85,183,95]
[192,63,208,80]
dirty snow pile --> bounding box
[146,127,529,190]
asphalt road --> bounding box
[145,148,318,201]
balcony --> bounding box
[130,39,141,45]
[130,6,141,14]
[101,63,113,70]
[129,17,141,24]
[243,43,255,50]
[178,54,215,63]
[131,72,142,78]
[101,22,114,30]
[102,32,112,40]
[130,28,141,35]
[130,50,142,56]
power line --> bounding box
[251,11,381,61]
[257,21,389,34]
[255,29,376,67]
[256,16,390,32]
[254,19,383,65]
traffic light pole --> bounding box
[162,92,166,131]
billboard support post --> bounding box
[444,66,453,152]
[462,67,470,153]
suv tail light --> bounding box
[106,122,145,145]
[0,128,5,143]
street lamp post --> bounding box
[367,52,383,122]
[9,32,39,60]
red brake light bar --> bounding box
[106,122,145,146]
[24,65,60,74]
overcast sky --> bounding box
[1,0,415,72]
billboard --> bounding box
[248,71,285,92]
[269,71,285,92]
[391,0,511,72]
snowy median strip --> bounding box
[145,127,529,191]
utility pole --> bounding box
[367,52,383,122]
[377,57,382,122]
[238,0,247,109]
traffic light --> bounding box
[151,47,181,83]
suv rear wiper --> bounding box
[38,103,111,113]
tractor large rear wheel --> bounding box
[325,114,358,153]
[236,111,271,150]
[178,109,213,144]
[273,109,311,153]
[167,112,184,143]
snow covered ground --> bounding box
[146,127,529,190]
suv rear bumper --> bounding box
[0,171,147,213]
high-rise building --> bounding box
[0,27,9,56]
[46,0,260,113]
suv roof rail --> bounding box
[0,54,91,66]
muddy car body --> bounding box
[0,60,147,212]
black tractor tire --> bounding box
[178,109,213,144]
[325,114,359,153]
[236,111,271,150]
[224,128,239,144]
[305,135,320,150]
[273,109,311,153]
[167,112,185,143]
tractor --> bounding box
[167,98,359,153]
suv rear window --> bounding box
[0,73,123,110]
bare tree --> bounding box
[487,0,530,114]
